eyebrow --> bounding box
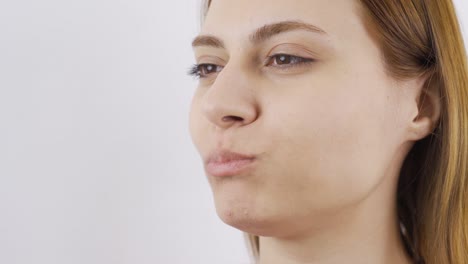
[191,20,328,49]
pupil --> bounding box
[278,55,291,64]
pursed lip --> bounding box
[205,149,257,177]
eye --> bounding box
[187,54,314,79]
[266,54,314,68]
[187,63,224,79]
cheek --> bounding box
[263,80,398,211]
[188,93,206,153]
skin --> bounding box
[188,0,441,263]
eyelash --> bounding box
[187,54,315,79]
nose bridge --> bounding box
[201,57,258,129]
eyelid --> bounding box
[195,55,227,66]
[265,43,319,59]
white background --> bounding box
[0,1,467,264]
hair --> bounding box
[198,1,468,263]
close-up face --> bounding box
[189,0,419,238]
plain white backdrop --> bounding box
[0,1,467,264]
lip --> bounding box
[205,149,257,177]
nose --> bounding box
[201,62,258,130]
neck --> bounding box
[257,168,413,264]
[257,215,412,264]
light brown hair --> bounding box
[198,1,468,263]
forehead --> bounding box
[202,0,363,43]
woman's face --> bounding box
[189,0,417,237]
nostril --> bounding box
[222,116,244,122]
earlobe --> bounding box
[407,73,442,141]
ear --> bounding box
[406,72,442,141]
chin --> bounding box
[214,197,285,237]
[210,176,286,236]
